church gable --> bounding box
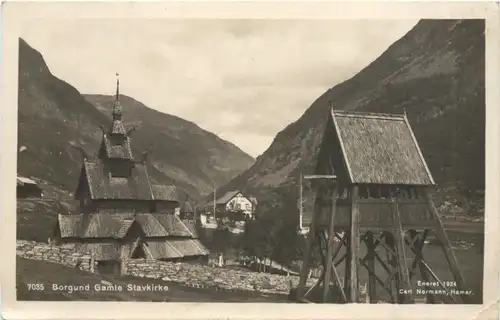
[81,160,154,200]
[75,165,90,200]
[116,219,138,239]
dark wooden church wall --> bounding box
[96,200,152,213]
[155,201,178,213]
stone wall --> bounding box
[16,240,94,272]
[125,258,317,295]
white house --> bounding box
[210,190,255,218]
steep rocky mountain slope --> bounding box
[216,19,485,214]
[17,38,254,199]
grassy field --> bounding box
[17,183,75,243]
[16,257,288,302]
[17,199,64,242]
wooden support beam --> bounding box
[392,198,414,303]
[384,232,398,303]
[343,231,351,299]
[420,260,459,304]
[407,229,428,280]
[335,232,348,246]
[360,259,394,298]
[418,260,436,303]
[424,190,470,304]
[297,197,319,299]
[331,237,344,262]
[407,229,436,304]
[305,265,323,299]
[364,233,393,277]
[379,240,397,258]
[349,185,360,302]
[322,189,338,302]
[314,230,347,303]
[404,229,457,303]
[365,231,378,303]
[334,253,347,268]
[373,251,392,275]
[331,262,347,302]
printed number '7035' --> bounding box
[27,283,45,291]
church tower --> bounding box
[97,74,135,177]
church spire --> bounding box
[112,73,123,120]
[115,73,120,101]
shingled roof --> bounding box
[77,155,177,202]
[78,160,153,200]
[152,185,178,202]
[324,109,435,186]
[17,176,37,186]
[57,213,196,238]
[147,239,209,259]
[111,119,126,135]
[57,212,208,260]
[67,239,208,261]
[101,134,133,160]
[215,190,242,204]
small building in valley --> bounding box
[17,176,42,198]
[53,78,209,274]
[208,190,255,219]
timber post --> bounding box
[349,185,360,302]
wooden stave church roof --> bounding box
[57,212,207,260]
[58,212,196,239]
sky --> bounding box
[20,19,418,158]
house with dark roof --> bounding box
[17,176,42,198]
[53,77,209,274]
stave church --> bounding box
[53,77,209,274]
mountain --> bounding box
[17,38,254,199]
[215,19,485,214]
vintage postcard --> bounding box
[1,1,499,319]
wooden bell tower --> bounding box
[295,108,471,304]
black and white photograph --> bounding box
[1,1,499,319]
